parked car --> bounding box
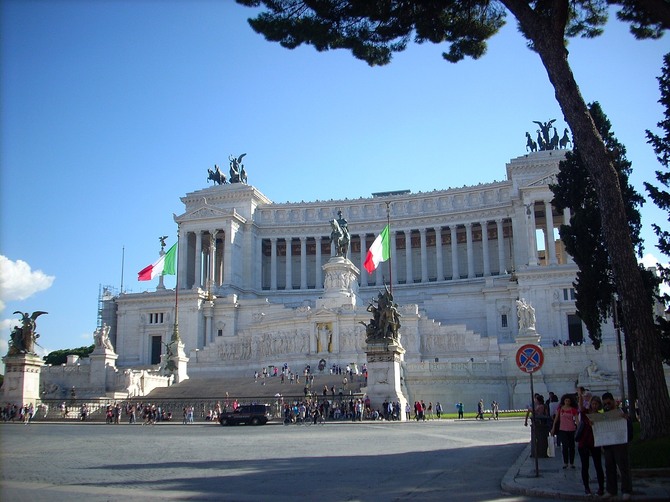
[219,404,272,426]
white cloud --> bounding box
[639,253,670,296]
[0,255,55,312]
[640,252,666,269]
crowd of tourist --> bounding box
[525,387,633,500]
[1,402,40,423]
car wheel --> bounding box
[220,418,228,426]
[251,417,260,426]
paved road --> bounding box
[1,418,547,501]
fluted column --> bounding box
[270,237,278,290]
[285,238,293,290]
[255,235,263,290]
[194,230,203,289]
[527,201,538,266]
[419,228,428,283]
[496,219,506,274]
[435,227,443,282]
[391,230,398,286]
[563,208,574,264]
[545,200,558,265]
[450,225,459,280]
[315,236,322,288]
[208,230,218,290]
[300,236,307,290]
[480,221,490,277]
[465,223,475,278]
[177,227,187,289]
[204,305,213,345]
[404,230,413,284]
[223,223,237,287]
[360,233,368,287]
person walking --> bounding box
[456,402,464,419]
[476,399,484,420]
[551,393,578,468]
[577,395,605,496]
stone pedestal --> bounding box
[89,348,118,394]
[170,340,189,384]
[515,328,541,345]
[365,341,408,421]
[317,257,360,310]
[2,353,44,406]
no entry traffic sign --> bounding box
[516,343,544,373]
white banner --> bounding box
[589,410,628,447]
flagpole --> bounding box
[386,201,392,296]
[120,246,125,294]
[171,226,181,344]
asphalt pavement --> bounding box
[1,418,669,501]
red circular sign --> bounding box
[516,344,544,373]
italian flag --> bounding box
[364,225,390,274]
[138,243,177,281]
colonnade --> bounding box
[260,219,514,291]
[176,200,566,292]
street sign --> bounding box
[516,343,544,373]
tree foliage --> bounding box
[43,345,94,366]
[236,0,670,439]
[610,0,670,39]
[645,52,670,365]
[551,102,647,349]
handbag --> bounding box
[547,437,556,457]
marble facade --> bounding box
[103,151,670,409]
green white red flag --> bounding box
[138,243,177,281]
[364,225,390,274]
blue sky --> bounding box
[1,1,668,368]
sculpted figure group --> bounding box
[8,311,47,356]
[525,120,571,152]
[361,286,402,344]
[207,153,248,185]
[516,298,536,333]
[93,323,115,352]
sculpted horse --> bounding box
[525,132,537,152]
[229,153,246,183]
[330,219,350,258]
[207,165,227,185]
[550,127,559,150]
[559,128,572,149]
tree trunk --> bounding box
[503,0,670,439]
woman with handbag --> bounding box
[551,394,578,468]
[577,395,605,496]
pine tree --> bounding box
[551,102,646,349]
[645,53,670,365]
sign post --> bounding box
[516,343,544,477]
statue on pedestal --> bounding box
[93,323,114,352]
[163,341,178,373]
[207,164,228,185]
[329,210,350,258]
[228,153,247,184]
[8,311,47,355]
[361,286,401,344]
[516,298,536,333]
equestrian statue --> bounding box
[329,210,350,259]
